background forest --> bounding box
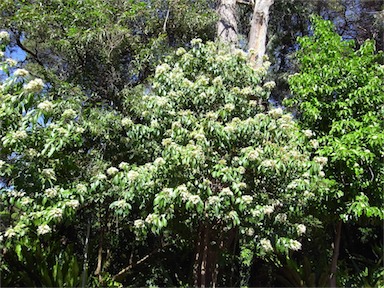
[0,0,383,287]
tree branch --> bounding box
[15,36,45,67]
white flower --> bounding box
[224,103,235,112]
[145,214,154,223]
[263,205,274,216]
[49,208,63,219]
[14,69,29,77]
[190,38,202,45]
[121,117,133,127]
[6,58,17,67]
[106,166,119,176]
[150,119,160,128]
[75,127,85,133]
[20,197,33,205]
[249,100,258,107]
[319,171,325,177]
[303,129,313,138]
[248,149,260,161]
[96,173,107,180]
[296,224,306,235]
[260,159,277,168]
[0,160,6,169]
[162,138,173,146]
[0,31,10,42]
[62,109,77,119]
[13,130,28,140]
[212,76,223,86]
[37,100,54,113]
[24,78,44,93]
[314,156,328,166]
[134,219,145,228]
[208,196,220,205]
[289,239,302,251]
[242,195,253,204]
[246,228,255,237]
[5,228,16,238]
[189,195,201,205]
[275,213,287,223]
[76,184,87,193]
[66,199,80,209]
[268,107,283,119]
[154,157,165,166]
[176,47,186,56]
[260,238,273,252]
[127,170,139,181]
[37,224,51,235]
[220,187,233,197]
[263,81,276,90]
[155,63,170,75]
[42,168,56,180]
[0,51,4,58]
[238,166,246,174]
[118,162,129,170]
[309,139,319,149]
[114,200,129,209]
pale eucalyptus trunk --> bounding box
[217,0,238,48]
[248,0,274,67]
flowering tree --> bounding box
[107,40,331,286]
[1,32,331,286]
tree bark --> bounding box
[217,0,239,48]
[248,0,274,67]
[329,220,342,287]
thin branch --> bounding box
[15,37,45,67]
[112,245,167,282]
[163,9,170,33]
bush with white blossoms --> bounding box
[108,40,332,278]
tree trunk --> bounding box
[248,0,274,67]
[217,0,239,47]
[329,220,342,287]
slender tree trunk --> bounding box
[217,0,238,47]
[248,0,274,67]
[329,220,342,287]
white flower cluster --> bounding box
[242,195,253,204]
[314,156,328,166]
[275,213,288,223]
[66,199,80,209]
[224,103,235,112]
[49,208,63,219]
[154,157,165,166]
[268,107,283,119]
[247,149,260,161]
[263,205,274,216]
[37,100,54,113]
[62,109,77,119]
[263,81,276,90]
[76,184,87,193]
[296,224,306,235]
[134,219,145,228]
[260,159,277,168]
[189,195,202,205]
[260,238,273,252]
[303,129,313,138]
[42,168,56,180]
[20,197,33,205]
[6,58,17,67]
[113,200,129,209]
[118,162,129,170]
[127,170,139,181]
[0,31,10,42]
[219,187,233,196]
[106,166,119,176]
[37,224,51,235]
[208,196,220,205]
[155,63,171,76]
[190,38,202,46]
[289,239,302,251]
[13,130,28,140]
[24,78,44,93]
[14,68,29,77]
[121,117,133,127]
[176,47,186,56]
